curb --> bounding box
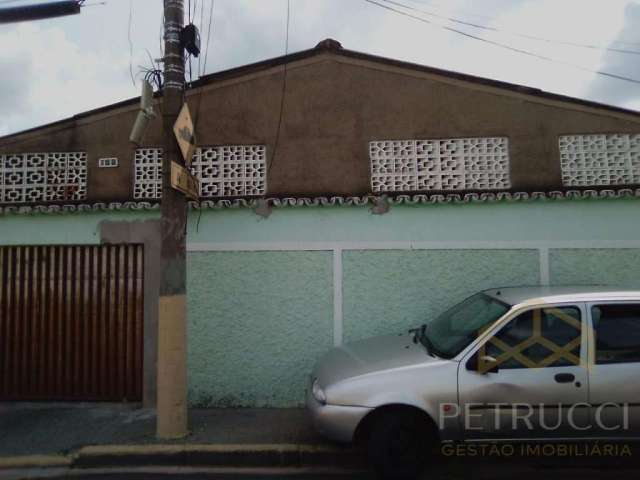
[74,444,365,468]
[0,444,365,471]
[0,455,72,469]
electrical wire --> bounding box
[127,0,135,87]
[197,0,204,77]
[364,0,640,86]
[158,8,164,61]
[191,0,204,232]
[201,0,214,78]
[139,50,163,92]
[267,0,291,176]
[189,0,212,233]
[140,66,163,91]
[192,0,214,129]
[401,0,494,20]
[398,0,640,49]
[381,0,640,56]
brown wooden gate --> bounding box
[0,244,143,401]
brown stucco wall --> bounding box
[2,50,640,201]
[0,105,163,202]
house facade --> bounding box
[2,40,640,408]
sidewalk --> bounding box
[3,403,640,477]
[0,403,327,456]
[0,403,363,471]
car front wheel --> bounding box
[367,409,436,480]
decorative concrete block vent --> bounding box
[369,137,510,193]
[133,148,163,199]
[133,145,266,199]
[0,152,87,204]
[560,134,640,187]
[192,145,266,197]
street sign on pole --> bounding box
[170,161,199,200]
[173,103,196,166]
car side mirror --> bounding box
[466,354,499,374]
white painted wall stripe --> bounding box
[333,248,343,346]
[188,240,640,252]
[539,247,550,285]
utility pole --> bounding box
[157,0,188,439]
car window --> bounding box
[426,293,510,359]
[483,306,582,369]
[592,304,640,365]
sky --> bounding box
[1,0,640,136]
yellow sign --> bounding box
[170,161,199,200]
[476,307,584,374]
[173,103,196,166]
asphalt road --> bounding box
[11,464,640,480]
[31,473,363,480]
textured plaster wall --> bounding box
[550,249,640,287]
[342,249,540,342]
[187,251,333,407]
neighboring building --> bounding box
[2,39,640,407]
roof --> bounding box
[2,38,639,141]
[484,286,640,307]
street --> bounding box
[11,463,640,480]
[4,404,640,480]
[10,450,640,480]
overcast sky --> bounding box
[1,0,640,136]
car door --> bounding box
[458,303,589,439]
[587,302,640,438]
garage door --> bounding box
[0,244,143,401]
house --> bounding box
[1,39,640,408]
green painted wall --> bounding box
[0,210,158,245]
[184,198,640,244]
[3,199,640,406]
[550,248,640,287]
[342,249,540,342]
[187,251,333,407]
[3,198,640,246]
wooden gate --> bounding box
[0,244,144,401]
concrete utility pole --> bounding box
[157,0,188,439]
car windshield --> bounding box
[423,293,511,359]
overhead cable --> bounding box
[364,0,640,86]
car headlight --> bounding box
[312,378,326,405]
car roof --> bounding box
[482,286,640,307]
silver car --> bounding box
[307,286,640,478]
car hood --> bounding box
[313,332,438,387]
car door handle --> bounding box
[554,373,575,383]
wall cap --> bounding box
[1,189,640,216]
